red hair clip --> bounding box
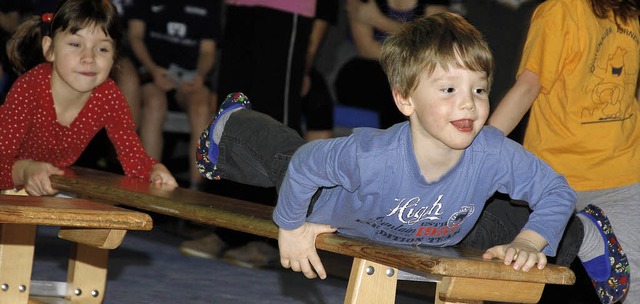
[41,13,54,23]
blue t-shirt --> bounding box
[273,123,576,255]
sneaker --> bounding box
[222,241,279,269]
[578,204,630,304]
[179,233,228,259]
[196,92,252,180]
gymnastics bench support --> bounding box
[345,258,398,304]
[0,194,152,304]
[51,167,575,304]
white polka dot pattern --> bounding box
[0,63,157,189]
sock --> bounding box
[576,213,608,280]
[213,108,241,144]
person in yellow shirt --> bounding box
[488,0,639,303]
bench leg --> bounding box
[344,258,398,304]
[66,243,109,303]
[0,223,36,304]
[435,276,544,304]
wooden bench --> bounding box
[0,193,152,304]
[50,167,575,304]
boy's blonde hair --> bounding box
[380,12,494,98]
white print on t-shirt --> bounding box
[387,195,444,225]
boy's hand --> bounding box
[149,163,178,187]
[482,230,548,271]
[12,160,63,196]
[278,223,337,279]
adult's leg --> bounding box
[139,83,169,160]
[177,85,213,186]
[217,6,311,134]
[114,57,142,125]
[216,109,306,190]
[302,68,334,141]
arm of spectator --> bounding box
[128,19,174,91]
[487,70,541,136]
[196,39,216,80]
[347,1,383,59]
[346,0,401,35]
[424,5,449,16]
[181,39,216,92]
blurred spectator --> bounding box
[0,0,30,102]
[128,0,222,189]
[335,0,448,128]
[302,0,339,141]
[111,0,141,124]
[216,0,317,134]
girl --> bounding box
[1,0,177,196]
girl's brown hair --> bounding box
[590,0,640,25]
[7,0,122,74]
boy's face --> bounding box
[395,65,490,151]
[43,25,115,95]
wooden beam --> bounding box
[50,167,575,286]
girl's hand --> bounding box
[149,163,178,187]
[12,160,63,196]
[483,239,547,271]
[278,223,337,279]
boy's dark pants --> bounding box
[217,110,582,266]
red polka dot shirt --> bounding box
[0,63,157,189]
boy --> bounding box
[196,13,623,298]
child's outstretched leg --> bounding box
[195,92,306,189]
[577,204,630,304]
[196,92,251,180]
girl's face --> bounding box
[43,24,115,96]
[395,64,490,152]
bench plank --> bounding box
[51,167,575,286]
[0,196,152,231]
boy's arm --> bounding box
[273,138,359,278]
[483,229,548,271]
[487,70,541,136]
[490,134,576,258]
[278,223,337,279]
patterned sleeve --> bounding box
[0,75,33,189]
[101,80,157,179]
